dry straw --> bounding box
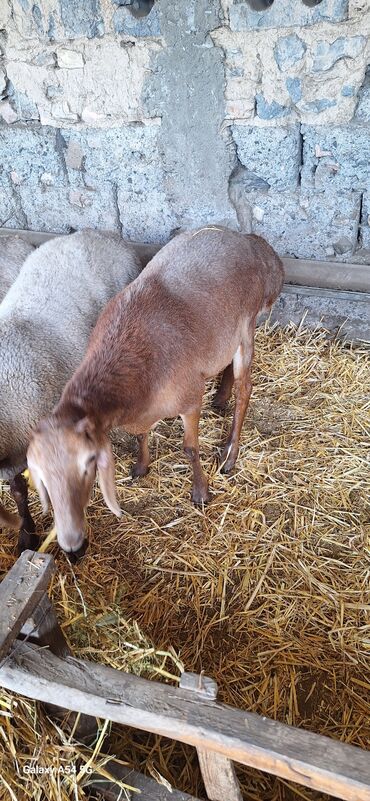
[0,323,369,801]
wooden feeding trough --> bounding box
[0,551,369,801]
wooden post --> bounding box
[0,550,54,662]
[20,592,70,657]
[179,672,243,801]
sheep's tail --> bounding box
[0,502,21,530]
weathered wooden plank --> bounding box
[0,551,54,661]
[0,227,57,246]
[283,257,370,293]
[282,285,370,304]
[1,228,369,293]
[1,642,369,801]
[180,672,242,801]
[88,759,200,801]
[179,671,218,700]
[196,752,242,801]
[0,228,160,267]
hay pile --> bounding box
[0,323,369,801]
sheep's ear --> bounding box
[75,417,96,439]
[29,467,50,515]
[97,439,121,518]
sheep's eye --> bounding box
[84,454,96,476]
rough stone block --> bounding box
[232,124,301,191]
[113,4,160,36]
[7,83,40,121]
[256,93,290,119]
[286,77,302,103]
[56,124,177,240]
[228,0,348,31]
[59,0,104,39]
[303,98,337,113]
[274,34,306,71]
[360,192,370,247]
[242,189,362,259]
[64,139,84,170]
[301,124,370,191]
[56,49,84,69]
[0,66,6,96]
[355,67,370,121]
[0,188,20,228]
[312,36,366,72]
[17,182,119,233]
[117,183,177,242]
[60,124,161,185]
[0,99,18,124]
[0,126,63,186]
[0,1,10,28]
[341,84,355,96]
[10,1,58,40]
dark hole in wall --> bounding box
[118,0,155,18]
[245,0,274,9]
[245,0,323,7]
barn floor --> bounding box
[0,323,369,801]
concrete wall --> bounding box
[0,0,369,262]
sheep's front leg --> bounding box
[132,432,150,478]
[10,473,39,553]
[181,408,210,505]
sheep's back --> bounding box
[0,235,35,303]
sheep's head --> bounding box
[27,416,121,555]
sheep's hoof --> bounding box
[17,530,40,554]
[212,397,229,416]
[131,462,149,479]
[191,485,210,506]
[220,444,238,474]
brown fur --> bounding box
[28,227,284,553]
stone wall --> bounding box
[0,0,369,262]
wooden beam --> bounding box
[0,642,369,801]
[88,759,200,801]
[0,228,161,267]
[282,284,370,304]
[0,227,57,246]
[180,672,242,801]
[283,257,370,293]
[1,228,369,293]
[0,551,54,662]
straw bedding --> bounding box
[0,323,369,801]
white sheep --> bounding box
[0,234,35,302]
[0,229,152,550]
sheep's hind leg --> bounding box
[132,432,150,478]
[181,407,210,505]
[10,473,39,553]
[220,322,255,474]
[213,362,234,413]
